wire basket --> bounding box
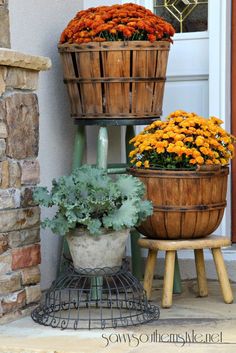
[32,261,159,329]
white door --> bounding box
[149,0,209,118]
[136,0,231,236]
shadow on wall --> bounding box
[8,0,84,289]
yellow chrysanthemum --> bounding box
[195,136,204,146]
[175,141,184,147]
[196,156,204,165]
[128,110,235,169]
[220,158,227,165]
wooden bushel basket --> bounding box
[58,41,170,119]
[129,167,229,240]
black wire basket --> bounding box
[32,261,160,329]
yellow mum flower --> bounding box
[220,158,227,165]
[175,141,184,147]
[196,156,204,164]
[175,117,184,123]
[212,159,221,165]
[173,146,182,155]
[221,136,231,144]
[195,136,204,146]
[168,131,176,138]
[210,116,223,125]
[193,150,201,158]
[129,150,137,157]
[200,147,210,155]
[174,134,185,141]
[128,111,235,169]
[156,147,165,153]
[184,137,194,143]
[167,144,175,153]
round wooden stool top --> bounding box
[138,235,231,251]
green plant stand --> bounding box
[61,118,182,293]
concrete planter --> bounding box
[66,228,129,270]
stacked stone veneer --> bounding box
[0,0,10,48]
[0,49,51,324]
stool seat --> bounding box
[138,235,231,251]
[138,235,233,308]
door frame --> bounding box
[232,0,236,242]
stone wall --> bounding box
[0,0,10,48]
[0,49,51,324]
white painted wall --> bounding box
[9,0,85,289]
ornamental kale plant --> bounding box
[33,165,153,236]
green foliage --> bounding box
[33,165,153,236]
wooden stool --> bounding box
[138,235,234,308]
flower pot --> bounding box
[58,41,170,120]
[129,167,229,240]
[66,228,129,270]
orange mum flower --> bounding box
[59,3,175,44]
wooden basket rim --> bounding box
[129,166,229,178]
[58,40,170,52]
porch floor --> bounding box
[0,280,236,353]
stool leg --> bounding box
[194,249,208,297]
[58,126,86,275]
[126,125,135,164]
[162,250,176,308]
[126,125,143,281]
[72,126,86,170]
[212,248,234,304]
[130,229,142,280]
[143,249,158,300]
[173,254,182,294]
[97,126,108,169]
[95,126,108,298]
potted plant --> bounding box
[58,3,175,120]
[129,110,236,239]
[34,165,152,270]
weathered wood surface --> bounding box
[194,249,208,297]
[139,236,233,308]
[138,235,231,251]
[162,250,176,308]
[58,41,170,119]
[143,249,158,300]
[131,168,229,239]
[212,248,234,304]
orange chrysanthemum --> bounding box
[60,3,175,44]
